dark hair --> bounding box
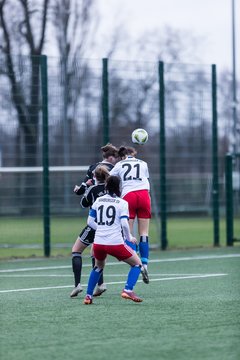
[101,143,118,159]
[94,165,110,183]
[118,146,137,159]
[105,175,121,197]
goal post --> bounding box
[0,166,89,173]
[0,165,89,256]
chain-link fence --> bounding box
[0,55,239,255]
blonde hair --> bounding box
[94,165,110,183]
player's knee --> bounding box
[132,264,142,269]
[93,266,103,274]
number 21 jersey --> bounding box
[110,156,150,197]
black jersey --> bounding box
[80,183,106,209]
[84,161,114,183]
[75,161,114,196]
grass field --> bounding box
[1,247,240,360]
[1,216,239,258]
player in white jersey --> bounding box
[70,166,110,299]
[83,175,143,304]
[70,144,119,298]
[110,146,151,284]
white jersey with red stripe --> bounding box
[110,156,150,197]
[89,193,129,245]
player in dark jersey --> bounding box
[73,143,119,196]
[70,166,111,298]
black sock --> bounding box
[72,252,82,287]
[91,256,104,286]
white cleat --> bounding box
[93,283,107,297]
[70,283,83,298]
[141,266,149,284]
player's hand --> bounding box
[129,235,137,244]
[86,179,93,186]
[73,185,80,193]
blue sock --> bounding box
[125,265,141,290]
[86,267,103,296]
[91,256,104,286]
[139,236,149,265]
[125,239,137,252]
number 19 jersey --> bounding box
[110,156,150,197]
[89,194,129,245]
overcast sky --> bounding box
[97,0,239,74]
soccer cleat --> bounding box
[93,283,107,297]
[70,283,83,298]
[83,295,93,305]
[141,266,149,284]
[121,290,143,303]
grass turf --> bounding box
[0,247,240,360]
[1,216,239,258]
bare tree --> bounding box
[0,0,49,167]
[0,0,49,213]
[50,0,99,163]
[50,0,126,164]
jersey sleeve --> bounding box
[89,208,97,219]
[89,198,97,218]
[85,164,95,182]
[87,200,97,230]
[80,186,94,208]
[120,199,129,219]
[74,164,95,196]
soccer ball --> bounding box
[131,128,148,145]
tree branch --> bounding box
[37,0,49,53]
[0,0,28,131]
[19,0,35,52]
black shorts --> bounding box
[78,226,95,246]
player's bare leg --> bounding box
[128,218,134,233]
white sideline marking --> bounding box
[149,254,240,263]
[148,274,227,282]
[0,265,72,273]
[0,273,217,278]
[0,253,239,273]
[0,274,227,294]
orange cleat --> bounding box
[121,290,143,303]
[83,295,93,305]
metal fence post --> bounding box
[159,61,168,250]
[102,58,109,145]
[40,55,50,257]
[225,153,234,246]
[211,64,220,246]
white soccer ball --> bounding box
[131,128,148,145]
